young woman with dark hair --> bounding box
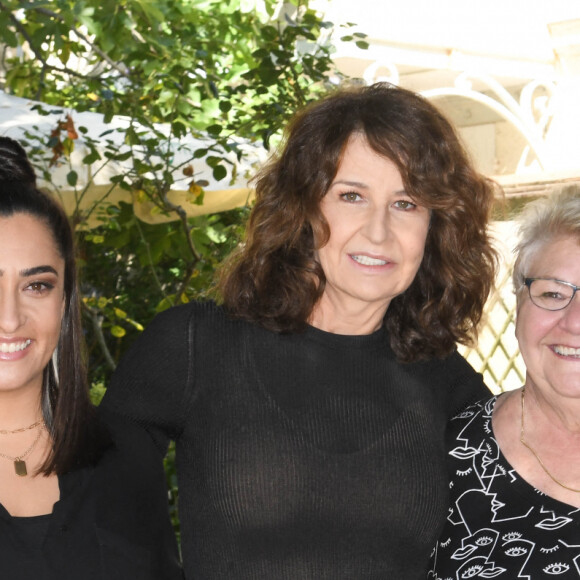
[0,137,182,579]
[0,138,98,477]
[103,83,498,578]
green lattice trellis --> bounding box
[458,226,526,394]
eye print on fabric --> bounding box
[543,562,570,575]
[460,563,484,578]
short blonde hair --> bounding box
[513,184,580,296]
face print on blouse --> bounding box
[432,398,580,579]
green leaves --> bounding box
[340,31,369,50]
[66,170,78,186]
[2,0,359,145]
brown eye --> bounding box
[340,192,361,202]
[393,199,416,210]
[26,281,53,294]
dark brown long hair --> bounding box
[0,137,105,474]
[217,83,498,362]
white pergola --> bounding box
[319,0,580,196]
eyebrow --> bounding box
[0,265,59,277]
[330,180,409,195]
[331,179,370,189]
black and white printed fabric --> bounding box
[429,396,580,579]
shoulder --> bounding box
[447,395,496,444]
[404,348,478,383]
[401,349,490,416]
[444,397,498,499]
[436,349,481,383]
[102,300,253,439]
[148,299,223,333]
[114,300,230,373]
[149,300,247,339]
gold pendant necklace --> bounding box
[520,388,580,493]
[0,425,45,476]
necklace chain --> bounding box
[0,419,43,435]
[0,425,45,476]
[520,388,580,493]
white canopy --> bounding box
[0,91,266,225]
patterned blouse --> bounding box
[429,396,580,579]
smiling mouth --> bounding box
[553,345,580,358]
[0,340,31,354]
[351,255,388,266]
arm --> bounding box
[100,303,196,452]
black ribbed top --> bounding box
[103,301,488,579]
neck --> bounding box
[523,381,580,437]
[0,388,43,431]
[309,295,388,335]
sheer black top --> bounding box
[103,301,488,579]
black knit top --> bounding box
[102,301,488,579]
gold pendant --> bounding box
[14,459,27,477]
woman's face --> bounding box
[0,213,65,398]
[316,134,430,318]
[516,236,580,401]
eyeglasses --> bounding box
[524,278,580,311]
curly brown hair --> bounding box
[217,83,498,362]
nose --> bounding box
[560,291,580,333]
[0,290,25,333]
[361,207,391,245]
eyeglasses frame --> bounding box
[524,277,580,311]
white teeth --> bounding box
[554,345,580,357]
[352,255,387,266]
[0,340,31,354]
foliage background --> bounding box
[0,0,366,541]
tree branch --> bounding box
[82,302,117,371]
[0,2,129,83]
[31,6,132,78]
[173,261,197,302]
[160,187,203,301]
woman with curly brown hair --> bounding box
[102,82,497,578]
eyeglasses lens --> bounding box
[529,279,574,310]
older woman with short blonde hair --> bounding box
[431,185,580,578]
